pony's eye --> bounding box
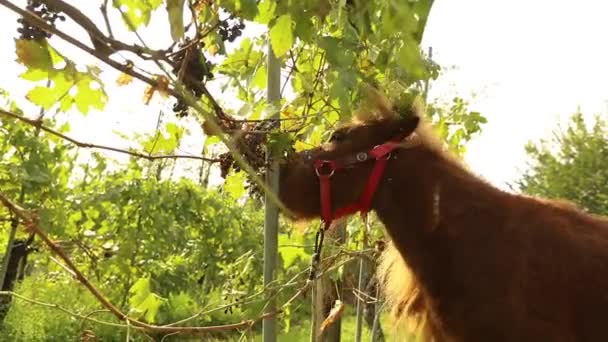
[330,131,345,142]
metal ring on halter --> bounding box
[356,152,368,162]
[381,152,392,160]
[371,144,393,161]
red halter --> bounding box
[312,140,403,230]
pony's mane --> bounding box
[350,87,465,167]
[377,241,431,336]
[350,88,456,337]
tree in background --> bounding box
[515,111,608,215]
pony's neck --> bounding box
[373,144,506,295]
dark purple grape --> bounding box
[18,0,64,40]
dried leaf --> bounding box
[116,62,134,86]
[143,85,155,105]
[80,329,96,342]
[143,75,170,105]
[116,73,133,86]
[155,75,170,98]
[319,300,344,336]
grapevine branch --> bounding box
[0,109,220,163]
[38,0,166,59]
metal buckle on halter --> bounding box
[314,160,336,177]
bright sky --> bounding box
[1,0,607,190]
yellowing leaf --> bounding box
[269,14,294,57]
[194,0,207,13]
[116,72,133,86]
[15,39,52,70]
[143,75,170,105]
[116,61,134,86]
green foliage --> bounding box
[515,111,608,214]
[269,14,294,57]
[426,97,487,156]
[166,0,186,41]
[15,39,107,114]
[3,272,137,341]
[113,0,163,29]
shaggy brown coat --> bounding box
[278,94,608,341]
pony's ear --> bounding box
[356,85,395,120]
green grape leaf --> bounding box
[278,234,309,268]
[167,0,186,42]
[128,277,164,323]
[267,131,292,156]
[26,70,73,110]
[397,43,426,80]
[255,0,276,24]
[20,68,49,82]
[113,0,163,29]
[319,37,355,67]
[252,65,267,89]
[238,0,258,20]
[294,15,314,42]
[74,77,107,114]
[269,14,294,57]
[224,170,247,199]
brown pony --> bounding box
[278,91,608,341]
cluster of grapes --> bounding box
[222,275,247,314]
[219,121,279,199]
[221,261,258,314]
[218,14,245,43]
[17,0,65,40]
[169,13,244,117]
[170,39,215,117]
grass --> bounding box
[249,310,421,342]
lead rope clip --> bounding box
[308,222,328,281]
